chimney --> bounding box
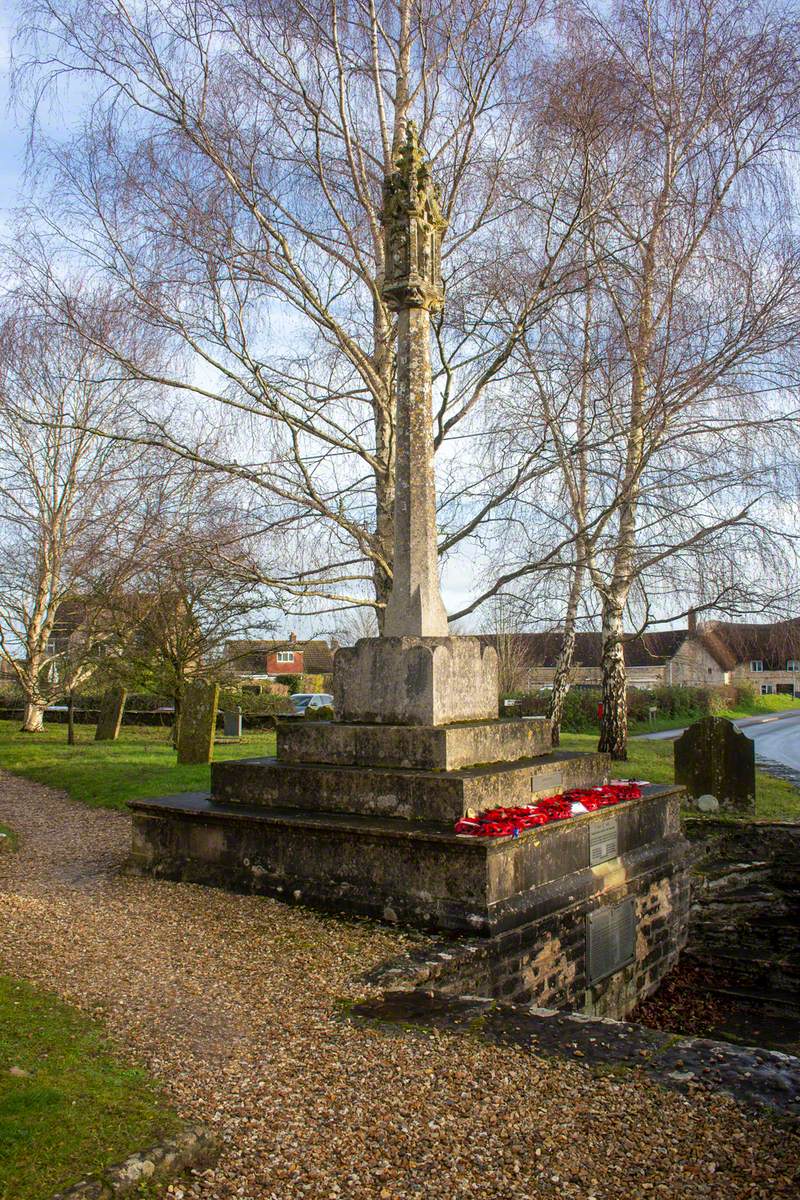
[687,609,697,635]
[289,631,297,644]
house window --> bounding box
[276,651,295,663]
[787,660,799,671]
[761,684,774,695]
[751,660,763,672]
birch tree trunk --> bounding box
[21,701,45,733]
[598,601,627,760]
[547,562,585,747]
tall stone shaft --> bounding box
[381,122,449,638]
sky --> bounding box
[0,13,25,236]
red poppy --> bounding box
[453,782,642,838]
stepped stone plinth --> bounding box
[211,745,609,823]
[277,713,551,771]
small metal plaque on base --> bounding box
[589,814,619,866]
[587,897,635,985]
[530,771,563,797]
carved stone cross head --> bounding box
[381,121,447,313]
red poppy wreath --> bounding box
[453,782,644,838]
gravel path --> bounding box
[1,771,798,1200]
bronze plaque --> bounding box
[587,898,635,984]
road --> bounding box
[638,710,800,773]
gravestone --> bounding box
[223,708,243,738]
[176,682,220,765]
[94,686,127,742]
[674,716,755,815]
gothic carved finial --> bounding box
[381,121,447,312]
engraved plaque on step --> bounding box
[589,814,619,866]
[530,771,563,797]
[587,897,635,985]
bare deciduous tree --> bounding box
[0,295,154,730]
[500,0,800,758]
[16,0,595,623]
[104,472,268,741]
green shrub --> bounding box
[304,704,334,721]
[516,683,720,733]
[218,688,291,716]
[517,689,601,731]
[299,674,325,693]
[734,681,758,707]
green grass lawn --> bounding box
[627,691,800,735]
[560,732,800,820]
[0,975,179,1200]
[0,721,276,811]
[715,691,800,719]
[0,823,16,853]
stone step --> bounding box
[688,944,800,980]
[700,865,775,894]
[276,716,553,771]
[211,750,609,824]
[128,784,686,935]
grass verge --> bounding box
[0,975,179,1200]
[715,692,800,719]
[560,732,800,819]
[0,721,276,811]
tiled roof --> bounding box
[482,629,731,671]
[702,619,800,671]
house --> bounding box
[699,618,800,697]
[487,615,800,697]
[484,626,731,691]
[223,634,335,683]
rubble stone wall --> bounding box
[684,817,800,1003]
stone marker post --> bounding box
[95,686,127,742]
[177,681,220,765]
[674,716,756,815]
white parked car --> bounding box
[289,693,334,716]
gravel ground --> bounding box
[1,770,798,1200]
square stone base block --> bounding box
[277,716,551,771]
[333,636,498,725]
[211,750,609,824]
[129,786,687,936]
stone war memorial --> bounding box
[129,126,690,1019]
[675,716,756,815]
